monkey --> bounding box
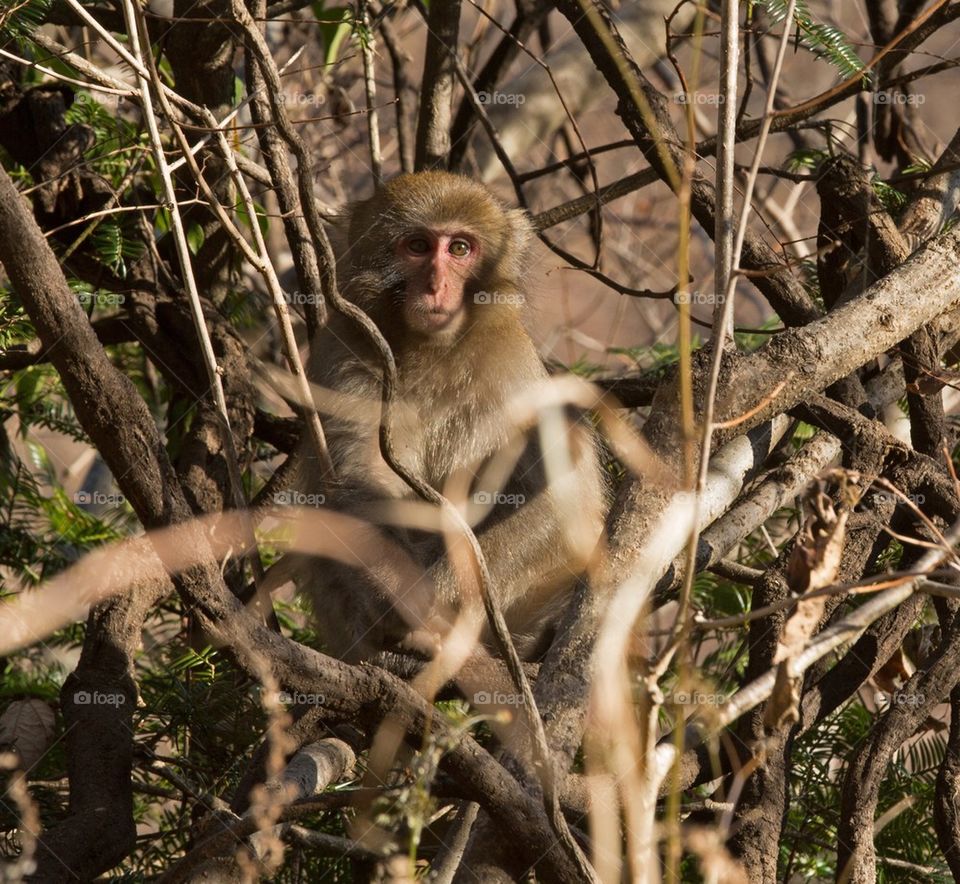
[290,171,606,666]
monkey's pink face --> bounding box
[396,229,480,337]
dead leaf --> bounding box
[764,481,849,731]
[0,698,56,771]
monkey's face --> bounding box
[395,227,480,339]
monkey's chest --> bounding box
[391,399,505,490]
[386,352,516,489]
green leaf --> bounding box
[235,200,269,237]
[0,0,53,42]
[313,4,354,66]
[89,221,124,274]
[758,0,866,81]
[15,369,41,412]
[873,179,907,212]
[785,148,829,172]
[155,207,172,236]
[186,222,205,256]
[233,75,246,106]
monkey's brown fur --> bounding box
[294,171,606,664]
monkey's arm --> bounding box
[428,489,592,658]
[429,419,604,657]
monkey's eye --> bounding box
[449,239,471,258]
[406,237,431,255]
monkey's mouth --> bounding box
[413,306,460,331]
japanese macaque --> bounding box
[294,171,606,665]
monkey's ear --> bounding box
[329,209,351,234]
[323,212,343,245]
[334,199,384,271]
[506,207,534,244]
[340,195,392,268]
[498,207,534,278]
[325,211,353,273]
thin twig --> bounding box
[358,1,383,183]
[714,0,740,340]
[373,2,415,173]
[0,45,132,95]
